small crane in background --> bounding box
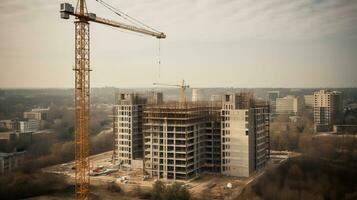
[153,80,190,103]
[60,0,166,199]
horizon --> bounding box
[1,1,357,200]
[1,86,357,90]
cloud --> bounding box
[1,0,356,41]
[0,0,357,88]
[139,0,357,41]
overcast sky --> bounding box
[0,0,357,88]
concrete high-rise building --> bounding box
[221,93,270,177]
[23,108,49,130]
[267,91,279,113]
[19,119,40,133]
[268,91,279,101]
[113,92,163,168]
[23,108,49,121]
[304,95,314,108]
[0,151,26,174]
[143,102,221,180]
[314,90,343,132]
[276,95,303,115]
[192,89,205,102]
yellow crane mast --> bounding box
[153,80,190,103]
[60,1,165,199]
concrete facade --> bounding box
[143,102,221,180]
[24,108,49,121]
[276,95,303,115]
[304,95,314,108]
[113,92,163,167]
[221,93,270,177]
[192,89,205,102]
[314,90,343,132]
[0,120,18,131]
[0,151,26,174]
[19,119,40,133]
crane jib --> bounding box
[60,3,166,39]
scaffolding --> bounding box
[143,101,221,180]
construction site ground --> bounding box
[43,150,292,199]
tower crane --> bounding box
[153,80,189,103]
[60,1,165,199]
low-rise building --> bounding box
[19,119,40,133]
[0,151,26,174]
[23,108,49,121]
[276,95,303,115]
[210,94,223,102]
[0,132,17,142]
[304,95,314,108]
[0,131,32,152]
[333,125,357,134]
[0,120,18,131]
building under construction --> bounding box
[221,92,270,177]
[143,101,221,180]
[113,92,163,168]
[113,91,270,180]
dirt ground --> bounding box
[41,151,289,200]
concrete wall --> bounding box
[131,159,144,169]
[225,109,250,177]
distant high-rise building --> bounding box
[314,90,343,132]
[210,94,223,102]
[113,92,163,168]
[19,119,40,133]
[192,88,205,102]
[0,120,18,131]
[267,91,279,113]
[0,151,26,174]
[304,95,314,108]
[221,93,270,177]
[23,108,49,121]
[276,95,303,115]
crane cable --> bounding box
[94,0,160,33]
[94,0,164,80]
[158,40,161,79]
[95,0,142,29]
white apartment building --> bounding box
[23,108,49,121]
[19,119,40,133]
[221,93,270,177]
[113,92,163,168]
[191,89,205,102]
[304,95,314,108]
[276,95,303,115]
[314,90,343,132]
[267,91,279,113]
